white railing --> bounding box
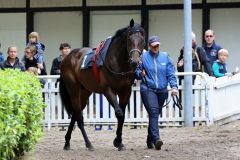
[39,72,208,130]
[207,73,240,125]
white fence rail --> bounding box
[39,72,208,130]
[207,73,240,125]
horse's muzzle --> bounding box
[130,49,142,65]
[130,57,141,68]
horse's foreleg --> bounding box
[113,90,131,151]
[113,107,126,151]
[64,115,76,150]
[77,113,94,151]
[104,88,123,117]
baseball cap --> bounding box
[148,36,160,46]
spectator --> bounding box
[0,45,25,71]
[27,66,46,87]
[28,32,46,70]
[0,43,4,63]
[177,32,213,82]
[50,42,71,75]
[50,43,71,123]
[212,49,229,78]
[135,36,178,150]
[202,29,222,66]
[22,45,47,75]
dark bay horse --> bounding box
[59,19,145,151]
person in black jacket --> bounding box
[0,45,25,71]
[177,32,213,83]
[50,43,71,75]
[22,45,47,75]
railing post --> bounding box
[183,0,193,127]
[47,79,51,131]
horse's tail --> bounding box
[59,76,73,116]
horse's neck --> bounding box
[106,37,129,70]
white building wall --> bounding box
[34,12,83,73]
[210,8,240,72]
[149,9,202,67]
[90,11,141,48]
[0,13,26,59]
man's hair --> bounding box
[25,44,37,54]
[205,29,214,36]
[27,67,39,75]
[7,45,17,53]
[59,43,71,50]
[218,49,229,57]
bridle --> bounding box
[127,30,144,56]
[129,48,142,55]
[104,27,144,76]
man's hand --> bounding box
[37,63,44,69]
[177,59,184,67]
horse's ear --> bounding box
[130,19,134,28]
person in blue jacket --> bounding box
[212,48,228,78]
[28,32,46,71]
[135,36,178,150]
[0,43,4,63]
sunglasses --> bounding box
[205,35,213,38]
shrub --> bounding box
[0,69,45,159]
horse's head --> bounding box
[127,19,145,67]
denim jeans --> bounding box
[141,89,168,144]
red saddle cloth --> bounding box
[93,41,105,83]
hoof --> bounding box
[88,146,94,151]
[63,142,70,150]
[86,143,94,151]
[118,144,126,151]
[113,138,120,148]
[113,138,125,151]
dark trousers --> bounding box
[141,89,168,144]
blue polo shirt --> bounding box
[202,42,222,66]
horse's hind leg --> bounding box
[76,89,94,151]
[64,115,76,150]
[77,113,94,151]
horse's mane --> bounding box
[111,26,128,41]
[111,23,144,41]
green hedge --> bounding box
[0,69,45,160]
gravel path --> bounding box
[22,120,240,160]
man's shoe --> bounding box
[147,142,154,149]
[155,140,163,150]
[146,137,154,149]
